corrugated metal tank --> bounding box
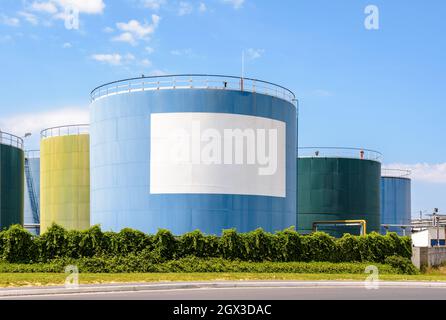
[381,169,412,235]
[297,148,382,237]
[24,150,40,235]
[90,75,297,235]
[0,132,24,230]
[40,125,90,233]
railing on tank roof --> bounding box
[298,147,383,162]
[41,124,89,139]
[0,131,24,149]
[25,150,40,159]
[382,168,411,178]
[90,74,297,104]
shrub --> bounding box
[0,225,36,263]
[153,229,177,261]
[37,224,69,261]
[0,224,413,265]
[219,229,243,260]
[384,255,419,275]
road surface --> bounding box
[1,281,446,300]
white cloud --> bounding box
[112,32,137,46]
[28,0,105,26]
[142,0,167,11]
[141,59,152,67]
[53,0,105,14]
[62,42,72,48]
[30,1,58,14]
[178,2,193,16]
[145,46,155,54]
[384,163,446,184]
[0,107,89,148]
[91,53,123,66]
[103,26,114,33]
[18,11,39,25]
[222,0,244,9]
[198,2,207,12]
[1,15,20,27]
[114,15,161,45]
[245,48,265,60]
[91,53,136,66]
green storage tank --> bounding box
[297,147,382,237]
[0,132,24,230]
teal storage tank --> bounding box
[297,147,382,237]
[0,132,24,230]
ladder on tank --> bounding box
[25,158,40,223]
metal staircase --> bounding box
[25,158,40,223]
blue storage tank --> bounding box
[381,169,412,235]
[24,150,40,235]
[90,75,297,235]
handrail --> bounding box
[382,168,411,178]
[90,74,297,104]
[298,147,383,162]
[0,131,24,150]
[312,220,367,236]
[25,150,40,159]
[41,124,89,139]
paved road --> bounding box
[2,281,446,300]
[3,286,446,300]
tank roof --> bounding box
[382,168,411,179]
[0,131,24,150]
[90,74,297,104]
[298,147,383,163]
[41,124,89,139]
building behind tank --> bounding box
[0,132,24,230]
[297,147,382,237]
[90,75,297,235]
[24,150,40,235]
[381,169,412,236]
[40,125,90,233]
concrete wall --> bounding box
[412,246,446,269]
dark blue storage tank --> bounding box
[90,75,297,235]
[380,169,412,235]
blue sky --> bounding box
[0,0,445,216]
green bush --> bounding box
[0,225,36,263]
[0,257,402,274]
[0,224,413,266]
[384,255,419,275]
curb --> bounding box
[2,281,446,297]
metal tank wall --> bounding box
[90,75,297,235]
[24,151,40,235]
[40,126,90,233]
[380,174,411,235]
[0,133,24,230]
[297,151,381,237]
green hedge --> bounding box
[0,257,417,275]
[0,224,413,265]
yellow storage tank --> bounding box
[40,125,90,233]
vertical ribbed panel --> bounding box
[40,135,90,232]
[0,144,24,229]
[298,157,381,237]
